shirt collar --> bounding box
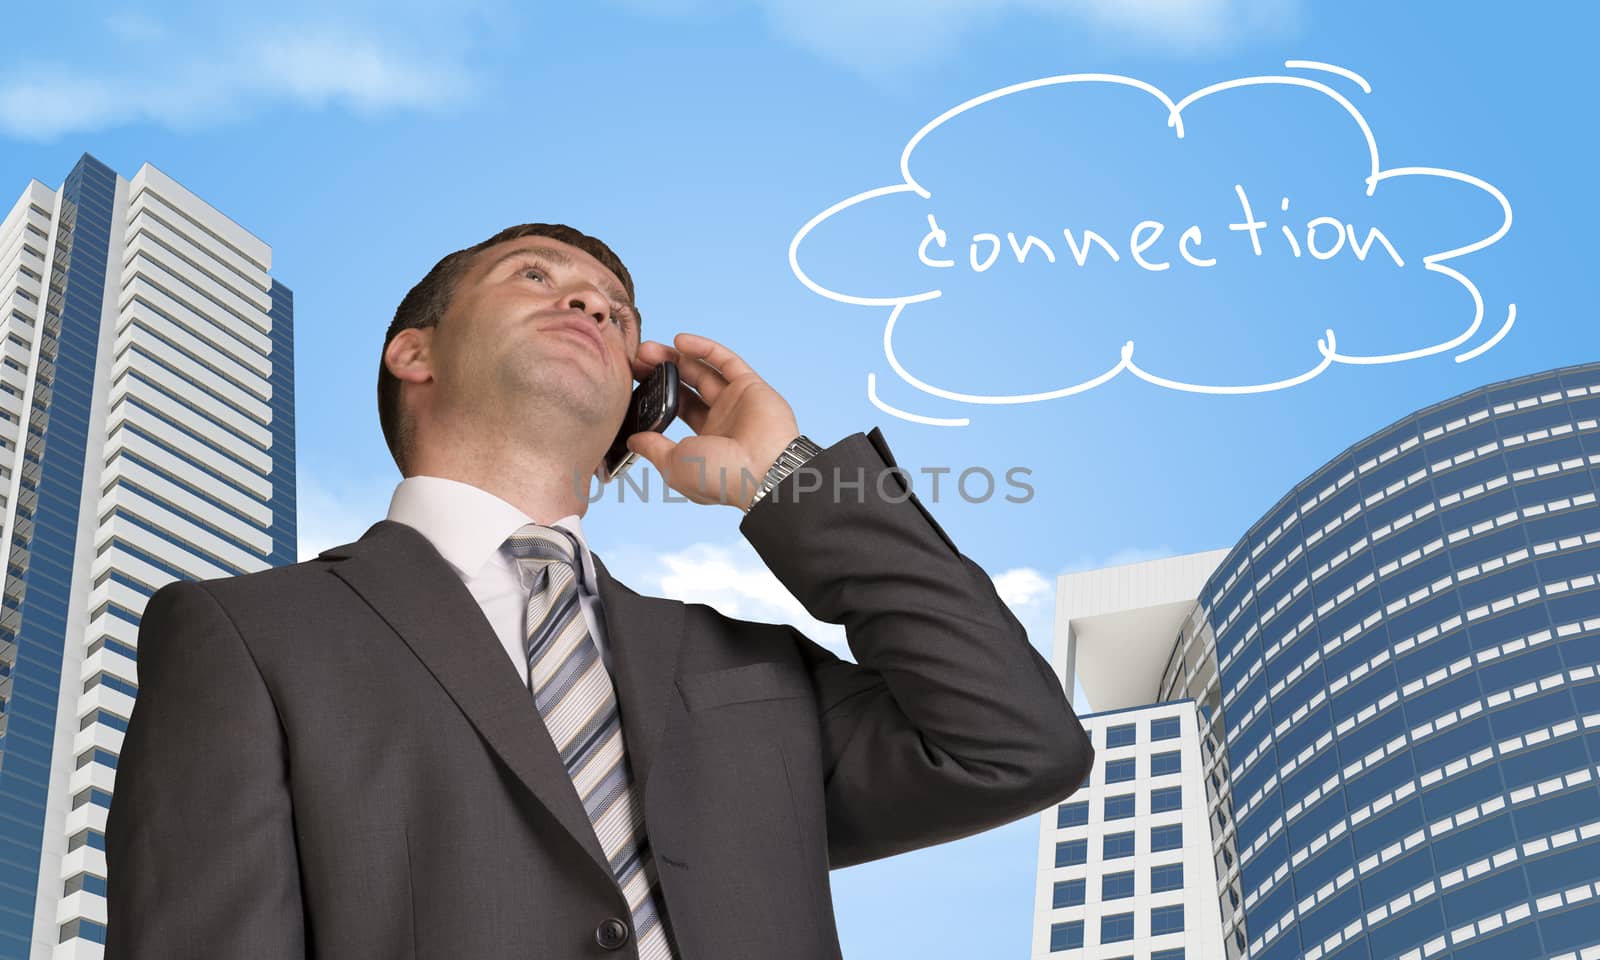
[385,475,599,591]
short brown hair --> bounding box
[377,223,640,476]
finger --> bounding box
[674,332,756,383]
[625,430,675,476]
[631,341,671,382]
[677,356,728,405]
[640,340,728,404]
[673,383,712,434]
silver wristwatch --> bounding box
[745,435,823,512]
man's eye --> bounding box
[521,267,546,282]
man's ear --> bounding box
[386,327,434,384]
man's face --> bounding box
[425,236,642,450]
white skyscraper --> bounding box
[1032,550,1234,960]
[0,153,295,958]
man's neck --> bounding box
[407,451,597,524]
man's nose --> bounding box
[560,284,613,326]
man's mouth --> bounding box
[541,313,605,356]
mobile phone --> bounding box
[602,361,679,481]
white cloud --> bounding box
[295,469,397,562]
[992,566,1051,607]
[1060,0,1300,50]
[0,14,477,141]
[616,0,1301,74]
[992,565,1055,659]
[605,539,854,656]
[605,540,1074,668]
[248,30,472,112]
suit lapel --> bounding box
[317,519,685,882]
[590,552,684,802]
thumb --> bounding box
[625,431,675,474]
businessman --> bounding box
[104,222,1095,958]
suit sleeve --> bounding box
[739,427,1095,869]
[104,578,307,958]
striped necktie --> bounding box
[504,523,679,959]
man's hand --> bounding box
[626,333,799,510]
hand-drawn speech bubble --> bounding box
[788,62,1514,427]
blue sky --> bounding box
[3,1,1593,954]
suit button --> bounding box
[596,918,630,950]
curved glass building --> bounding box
[1041,362,1600,960]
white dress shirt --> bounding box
[385,475,613,688]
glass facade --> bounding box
[266,279,297,565]
[0,154,116,954]
[1179,363,1600,960]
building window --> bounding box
[1105,794,1136,820]
[74,748,118,771]
[80,708,130,733]
[70,787,113,811]
[1151,824,1183,852]
[58,919,107,944]
[1151,786,1182,813]
[1151,904,1185,936]
[1151,750,1182,776]
[1057,801,1088,828]
[66,830,105,853]
[1104,831,1135,860]
[1151,862,1184,893]
[1106,723,1137,748]
[1056,839,1087,867]
[1153,949,1186,960]
[1050,920,1084,951]
[1105,758,1137,783]
[83,670,138,699]
[1054,878,1086,908]
[1101,912,1135,944]
[1102,870,1135,900]
[62,873,107,898]
[1151,716,1181,741]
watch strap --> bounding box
[745,434,824,512]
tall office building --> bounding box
[1034,551,1233,960]
[1034,698,1228,960]
[1035,362,1600,960]
[0,153,295,958]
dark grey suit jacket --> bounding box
[104,428,1094,959]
